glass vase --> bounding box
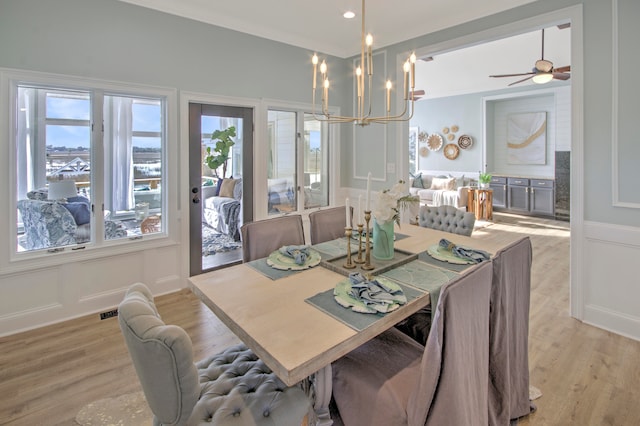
[372,219,395,260]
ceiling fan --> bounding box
[489,29,571,86]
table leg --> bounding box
[304,364,333,426]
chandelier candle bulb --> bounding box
[312,54,318,89]
[410,53,416,90]
[403,61,410,99]
[386,80,392,113]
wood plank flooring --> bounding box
[1,213,639,425]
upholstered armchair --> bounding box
[118,283,310,425]
[17,187,127,250]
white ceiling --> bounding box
[118,0,570,99]
[118,0,538,58]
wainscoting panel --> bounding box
[0,246,184,337]
[583,221,640,341]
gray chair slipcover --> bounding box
[488,237,533,424]
[332,261,493,426]
[118,283,310,426]
[308,206,353,244]
[418,204,475,236]
[240,215,305,262]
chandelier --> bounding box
[311,0,417,126]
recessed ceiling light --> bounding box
[343,11,356,19]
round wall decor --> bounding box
[444,143,460,160]
[451,125,459,133]
[458,134,473,149]
[442,127,450,134]
[418,131,428,142]
[419,146,429,157]
[427,134,443,151]
[447,133,455,141]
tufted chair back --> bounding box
[418,205,476,236]
[119,283,310,426]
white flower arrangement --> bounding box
[373,181,420,225]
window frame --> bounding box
[266,106,333,216]
[2,68,178,271]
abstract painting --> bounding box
[507,112,547,164]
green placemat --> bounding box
[305,281,425,331]
[312,238,355,260]
[380,260,459,320]
[417,251,476,272]
[246,258,306,280]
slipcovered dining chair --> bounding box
[240,214,305,262]
[488,237,533,425]
[332,261,493,426]
[118,283,310,426]
[308,206,353,244]
[418,204,476,236]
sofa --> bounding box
[17,188,127,250]
[409,171,478,209]
[202,177,242,241]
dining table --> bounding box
[189,223,515,425]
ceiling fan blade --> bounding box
[490,72,535,78]
[410,89,425,96]
[508,75,534,86]
[552,72,571,81]
[554,65,571,73]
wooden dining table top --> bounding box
[189,223,514,386]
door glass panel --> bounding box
[267,110,297,215]
[303,113,329,209]
[200,114,244,271]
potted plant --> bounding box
[479,172,492,189]
[204,126,236,178]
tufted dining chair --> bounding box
[418,204,476,236]
[240,215,305,262]
[118,283,310,426]
[308,206,353,244]
[332,261,493,426]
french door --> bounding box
[188,103,253,275]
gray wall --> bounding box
[350,0,640,228]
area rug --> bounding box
[75,391,152,425]
[202,226,242,256]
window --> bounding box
[267,109,330,215]
[14,79,167,254]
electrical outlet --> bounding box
[99,309,118,320]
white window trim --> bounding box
[260,98,340,220]
[0,67,179,275]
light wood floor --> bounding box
[1,213,639,425]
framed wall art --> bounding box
[507,111,547,165]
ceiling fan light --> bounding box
[532,72,553,84]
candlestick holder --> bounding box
[362,211,375,271]
[354,223,365,264]
[343,227,356,269]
